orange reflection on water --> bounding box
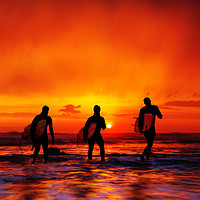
[0,134,200,200]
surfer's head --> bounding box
[144,97,151,106]
[94,105,100,114]
[42,105,49,115]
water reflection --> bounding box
[0,137,199,200]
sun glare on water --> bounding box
[107,124,112,128]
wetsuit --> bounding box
[30,113,54,163]
[83,113,106,161]
[138,105,162,159]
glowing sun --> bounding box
[106,124,112,128]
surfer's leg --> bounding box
[143,133,154,160]
[32,139,41,164]
[146,135,154,160]
[88,138,95,160]
[42,135,48,163]
[141,133,150,158]
[96,134,105,162]
[141,134,148,159]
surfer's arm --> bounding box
[156,106,162,119]
[49,117,55,144]
[101,117,106,130]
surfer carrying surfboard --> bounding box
[83,105,106,162]
[138,97,162,161]
[30,106,55,164]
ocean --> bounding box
[0,132,199,200]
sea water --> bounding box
[0,132,199,200]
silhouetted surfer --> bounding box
[30,106,55,164]
[83,105,106,162]
[138,97,162,161]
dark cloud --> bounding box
[192,92,200,98]
[113,113,137,118]
[0,112,35,118]
[146,92,151,96]
[159,106,178,110]
[164,101,200,108]
[59,104,81,114]
[52,113,82,119]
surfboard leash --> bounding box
[76,134,86,148]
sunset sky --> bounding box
[0,0,200,133]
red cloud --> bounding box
[0,112,35,118]
[164,101,200,107]
[59,104,81,114]
[113,113,137,118]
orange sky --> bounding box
[0,0,200,133]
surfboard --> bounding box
[77,123,97,147]
[35,120,47,138]
[22,120,47,141]
[20,120,47,152]
[142,113,155,132]
[77,123,97,140]
[77,127,84,141]
[134,113,155,133]
[22,124,32,140]
[87,122,97,139]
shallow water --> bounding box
[0,132,199,200]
